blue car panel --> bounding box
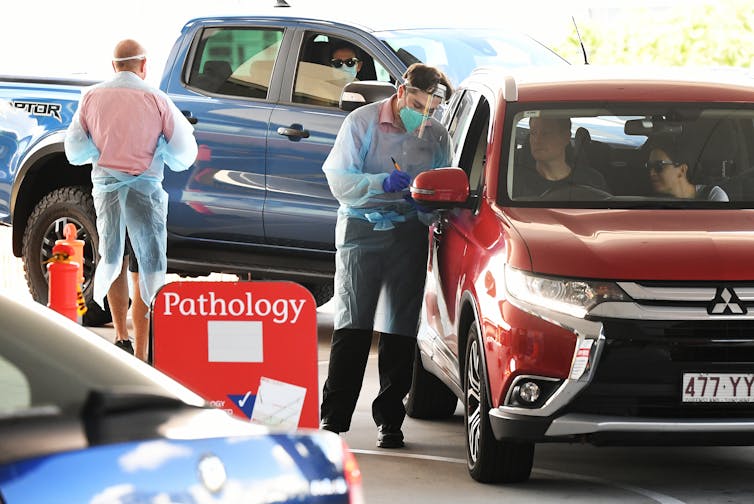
[0,434,351,503]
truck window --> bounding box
[187,27,284,99]
[293,32,391,108]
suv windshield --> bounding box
[377,28,567,86]
[506,104,754,207]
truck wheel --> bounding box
[406,342,458,419]
[302,281,333,307]
[22,186,112,327]
[464,324,534,484]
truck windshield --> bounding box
[377,28,567,87]
[506,105,754,208]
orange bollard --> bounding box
[56,223,85,286]
[47,243,80,322]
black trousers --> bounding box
[320,328,416,431]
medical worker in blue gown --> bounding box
[65,39,197,361]
[320,63,453,448]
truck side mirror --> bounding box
[339,81,397,112]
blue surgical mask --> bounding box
[339,65,358,78]
[399,107,425,133]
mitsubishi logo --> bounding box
[708,287,746,315]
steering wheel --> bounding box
[538,183,613,201]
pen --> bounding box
[391,157,402,171]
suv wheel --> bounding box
[406,342,458,419]
[22,186,112,327]
[464,324,534,483]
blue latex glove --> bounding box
[382,169,411,193]
[403,193,430,213]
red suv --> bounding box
[406,66,754,484]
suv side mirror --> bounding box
[339,81,397,111]
[410,167,470,208]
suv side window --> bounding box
[293,32,392,107]
[447,90,489,193]
[187,27,284,99]
[447,90,476,160]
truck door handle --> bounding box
[182,110,198,124]
[277,124,310,141]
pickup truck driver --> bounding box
[65,39,198,360]
[329,41,362,80]
[320,63,452,448]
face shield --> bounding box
[401,82,447,138]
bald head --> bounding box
[112,39,147,74]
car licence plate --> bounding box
[682,373,754,403]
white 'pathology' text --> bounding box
[162,291,307,324]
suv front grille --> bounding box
[564,319,754,419]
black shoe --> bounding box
[114,339,134,355]
[376,425,404,448]
[320,422,345,434]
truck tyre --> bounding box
[22,186,112,327]
[406,342,458,419]
[464,324,534,484]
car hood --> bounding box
[0,423,350,503]
[505,208,754,281]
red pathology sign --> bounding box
[152,281,318,429]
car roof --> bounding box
[182,10,526,35]
[466,64,754,103]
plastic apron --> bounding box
[323,99,451,336]
[65,74,197,308]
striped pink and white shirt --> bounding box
[76,72,175,175]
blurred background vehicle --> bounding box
[0,291,362,503]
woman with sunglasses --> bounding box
[646,136,729,201]
[329,41,362,80]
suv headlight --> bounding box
[505,265,629,318]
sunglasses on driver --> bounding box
[331,57,360,68]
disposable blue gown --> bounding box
[323,99,451,335]
[65,75,197,308]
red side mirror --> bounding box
[411,167,469,206]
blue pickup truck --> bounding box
[0,13,566,324]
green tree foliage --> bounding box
[554,0,754,67]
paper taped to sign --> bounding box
[207,320,263,362]
[251,377,307,429]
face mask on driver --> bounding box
[339,65,358,78]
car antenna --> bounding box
[274,0,290,7]
[572,16,589,65]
